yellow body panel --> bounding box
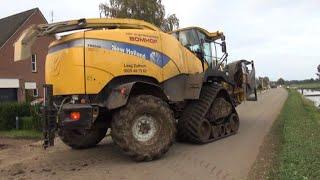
[184,50,204,74]
[162,61,180,81]
[46,47,85,95]
[46,28,204,95]
[159,32,187,74]
[84,49,163,94]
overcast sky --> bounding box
[1,0,319,80]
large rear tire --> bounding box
[58,123,108,149]
[111,95,176,161]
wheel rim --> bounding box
[132,115,157,142]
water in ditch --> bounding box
[298,89,320,108]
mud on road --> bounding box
[0,88,287,180]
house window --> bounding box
[33,89,39,97]
[31,54,37,72]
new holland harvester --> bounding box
[15,18,257,161]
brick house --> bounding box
[0,8,52,102]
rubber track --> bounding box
[178,84,238,144]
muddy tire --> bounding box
[111,95,176,161]
[58,122,108,149]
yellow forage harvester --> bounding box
[15,18,257,161]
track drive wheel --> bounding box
[111,95,176,161]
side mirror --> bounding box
[221,41,227,53]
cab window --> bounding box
[171,29,213,65]
[197,31,212,64]
[178,30,201,53]
[202,42,212,64]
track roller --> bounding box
[211,126,220,139]
[225,122,232,134]
[229,113,240,133]
[219,125,226,136]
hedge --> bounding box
[20,116,42,131]
[0,103,42,131]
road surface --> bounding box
[0,88,287,180]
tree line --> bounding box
[99,0,179,32]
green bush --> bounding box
[30,104,42,130]
[0,102,31,130]
[20,117,34,130]
[20,116,42,130]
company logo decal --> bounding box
[48,39,170,68]
[129,36,157,44]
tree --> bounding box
[99,0,179,32]
[277,78,285,85]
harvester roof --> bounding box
[170,27,225,41]
[14,18,160,61]
[36,18,161,36]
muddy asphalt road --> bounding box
[0,88,287,180]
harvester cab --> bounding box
[170,27,257,103]
[170,27,227,71]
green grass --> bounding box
[291,83,320,89]
[0,130,42,139]
[269,90,320,179]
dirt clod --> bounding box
[41,168,52,172]
[0,144,8,150]
[11,169,25,176]
[81,163,88,167]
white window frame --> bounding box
[0,79,19,88]
[31,54,37,73]
[24,82,37,90]
[33,88,39,97]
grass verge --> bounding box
[249,89,320,180]
[0,130,42,139]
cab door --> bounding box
[177,29,204,99]
[178,29,204,74]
